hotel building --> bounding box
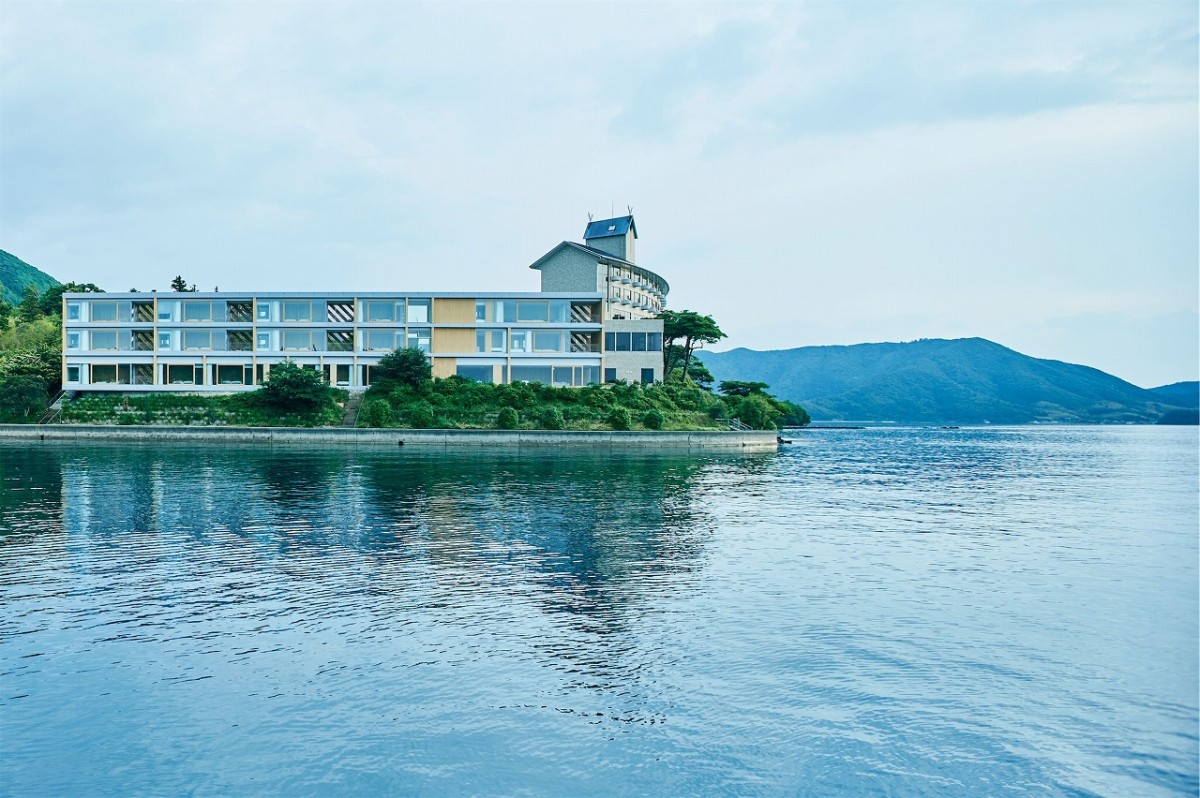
[61,215,669,392]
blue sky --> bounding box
[1,0,1196,387]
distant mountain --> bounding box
[1149,381,1199,409]
[697,338,1189,424]
[0,249,59,306]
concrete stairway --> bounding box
[340,392,364,428]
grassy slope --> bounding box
[0,250,59,306]
[699,338,1181,424]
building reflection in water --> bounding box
[1,441,774,689]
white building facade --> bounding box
[61,216,669,392]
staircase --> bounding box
[726,417,751,432]
[38,390,70,425]
[340,392,364,428]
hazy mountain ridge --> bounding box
[1149,382,1199,409]
[0,250,59,306]
[698,338,1189,424]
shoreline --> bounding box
[0,424,779,450]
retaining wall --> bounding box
[0,424,779,450]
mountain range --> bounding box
[0,249,59,306]
[699,338,1197,424]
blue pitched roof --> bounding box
[583,215,637,240]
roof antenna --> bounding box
[587,212,593,221]
[627,205,633,216]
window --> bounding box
[166,365,193,384]
[66,303,80,321]
[158,331,173,350]
[256,302,271,321]
[604,331,663,352]
[90,302,118,322]
[517,301,548,322]
[476,329,506,353]
[183,330,212,350]
[549,301,570,323]
[476,301,487,322]
[215,365,245,385]
[552,367,574,387]
[407,327,431,353]
[66,332,80,350]
[283,330,313,350]
[406,299,430,323]
[365,300,396,322]
[532,331,563,352]
[66,365,81,382]
[511,365,553,384]
[256,332,272,351]
[91,365,118,383]
[632,332,647,352]
[91,331,118,350]
[616,332,631,351]
[604,368,617,384]
[641,368,655,385]
[183,301,212,322]
[456,364,493,383]
[283,301,311,322]
[365,330,395,351]
[509,330,529,353]
[648,333,663,351]
[335,364,351,386]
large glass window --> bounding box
[604,331,664,352]
[66,302,80,321]
[476,329,506,353]
[552,366,574,387]
[256,332,272,351]
[509,330,529,353]
[365,300,396,322]
[183,330,211,350]
[183,301,213,322]
[475,301,487,322]
[516,301,548,322]
[549,300,570,323]
[632,332,647,352]
[90,330,118,350]
[90,302,118,322]
[283,330,313,350]
[406,299,430,323]
[256,301,271,321]
[283,301,312,322]
[215,365,245,385]
[166,364,195,384]
[158,331,173,349]
[365,330,395,351]
[532,331,563,352]
[66,332,80,350]
[456,364,493,383]
[91,365,117,383]
[511,365,553,384]
[407,328,431,353]
[66,365,81,383]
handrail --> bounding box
[38,390,67,425]
[726,417,751,431]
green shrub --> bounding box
[643,409,665,430]
[373,348,431,389]
[407,402,435,428]
[734,394,781,430]
[258,361,332,412]
[360,397,393,427]
[496,407,519,429]
[607,407,631,431]
[540,407,565,430]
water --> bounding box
[1,427,1196,797]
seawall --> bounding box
[0,424,779,450]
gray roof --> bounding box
[583,215,636,240]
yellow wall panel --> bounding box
[432,357,457,379]
[432,328,475,354]
[433,298,476,324]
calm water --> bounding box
[1,427,1196,797]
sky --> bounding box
[1,1,1196,388]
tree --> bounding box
[733,394,781,430]
[496,407,519,429]
[0,375,49,422]
[170,275,196,292]
[373,347,431,389]
[658,310,726,383]
[719,380,770,398]
[18,286,40,323]
[0,299,11,329]
[257,360,332,412]
[39,282,104,316]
